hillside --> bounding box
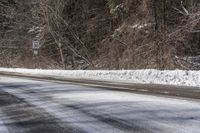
[0,0,200,70]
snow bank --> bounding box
[0,68,199,87]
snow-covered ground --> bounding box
[0,68,199,87]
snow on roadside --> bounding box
[0,68,199,87]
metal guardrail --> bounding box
[175,55,200,70]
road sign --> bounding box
[32,40,40,50]
[33,50,38,55]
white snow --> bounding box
[0,68,200,87]
[130,23,151,29]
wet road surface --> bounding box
[0,76,200,133]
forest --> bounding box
[0,0,200,70]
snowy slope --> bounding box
[0,68,199,87]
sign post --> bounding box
[32,39,41,68]
[32,40,40,55]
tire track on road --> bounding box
[0,110,9,133]
[1,84,151,133]
[0,90,84,133]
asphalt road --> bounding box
[0,76,200,133]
